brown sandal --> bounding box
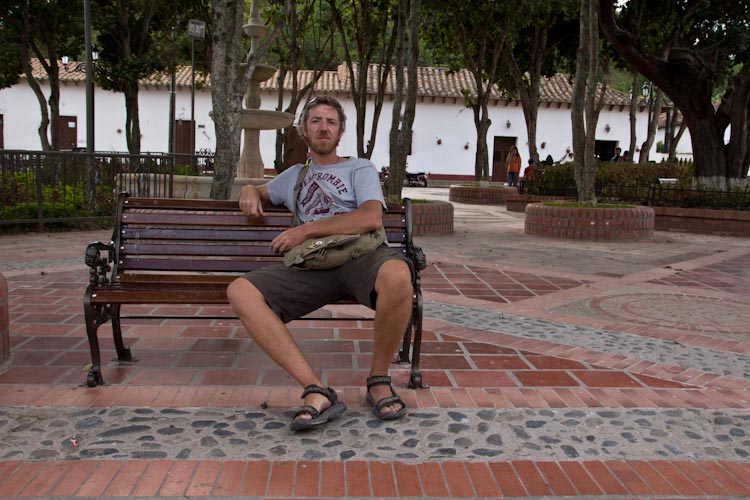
[365,375,407,420]
[290,384,347,431]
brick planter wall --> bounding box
[525,203,655,241]
[0,273,8,364]
[448,185,518,205]
[410,200,454,236]
[506,194,567,212]
[652,206,750,237]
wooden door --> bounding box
[175,120,195,155]
[492,136,516,182]
[58,116,77,150]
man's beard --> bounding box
[307,134,340,156]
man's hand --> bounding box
[270,226,308,254]
[238,184,265,216]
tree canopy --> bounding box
[599,0,750,187]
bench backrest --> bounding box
[110,194,414,281]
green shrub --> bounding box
[527,160,693,197]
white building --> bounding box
[0,59,668,181]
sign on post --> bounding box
[188,19,206,40]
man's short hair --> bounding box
[298,96,347,134]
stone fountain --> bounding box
[237,2,295,179]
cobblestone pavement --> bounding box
[424,301,750,379]
[2,406,749,463]
[1,188,750,498]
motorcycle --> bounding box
[379,167,429,187]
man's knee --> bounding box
[375,260,413,300]
[227,277,263,311]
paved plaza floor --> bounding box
[0,187,749,498]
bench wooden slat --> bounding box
[121,242,279,258]
[91,282,363,306]
[116,273,238,284]
[119,256,282,272]
[119,227,285,242]
[91,288,230,304]
[123,212,293,226]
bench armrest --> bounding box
[85,241,114,285]
[407,245,427,272]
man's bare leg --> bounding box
[369,260,413,415]
[226,278,331,419]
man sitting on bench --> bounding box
[227,96,413,431]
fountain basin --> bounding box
[239,63,277,82]
[241,109,295,130]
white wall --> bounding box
[1,79,665,177]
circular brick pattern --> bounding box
[410,200,454,235]
[524,203,654,241]
[448,185,517,205]
[589,293,750,339]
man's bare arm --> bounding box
[238,183,271,216]
[270,200,383,254]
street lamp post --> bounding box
[188,19,206,174]
[83,0,95,205]
[84,0,94,153]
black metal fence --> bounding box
[0,150,214,230]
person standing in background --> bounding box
[611,147,622,162]
[505,146,521,187]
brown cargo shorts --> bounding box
[241,245,413,323]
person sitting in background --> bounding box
[519,158,535,194]
[611,147,622,162]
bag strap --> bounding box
[291,158,311,227]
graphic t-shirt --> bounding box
[266,157,386,224]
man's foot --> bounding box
[365,375,408,420]
[290,384,347,431]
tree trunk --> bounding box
[386,0,407,202]
[628,70,637,160]
[18,3,51,151]
[330,0,396,160]
[209,0,246,200]
[572,0,599,204]
[124,84,141,154]
[638,86,663,163]
[667,115,687,162]
[21,57,52,151]
[473,104,491,181]
[504,21,546,164]
[722,67,750,184]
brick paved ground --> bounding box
[0,188,748,498]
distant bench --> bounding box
[83,193,426,388]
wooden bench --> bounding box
[84,193,427,389]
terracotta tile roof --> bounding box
[27,58,630,106]
[28,58,210,87]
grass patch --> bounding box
[543,201,636,208]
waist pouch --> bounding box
[283,226,386,270]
